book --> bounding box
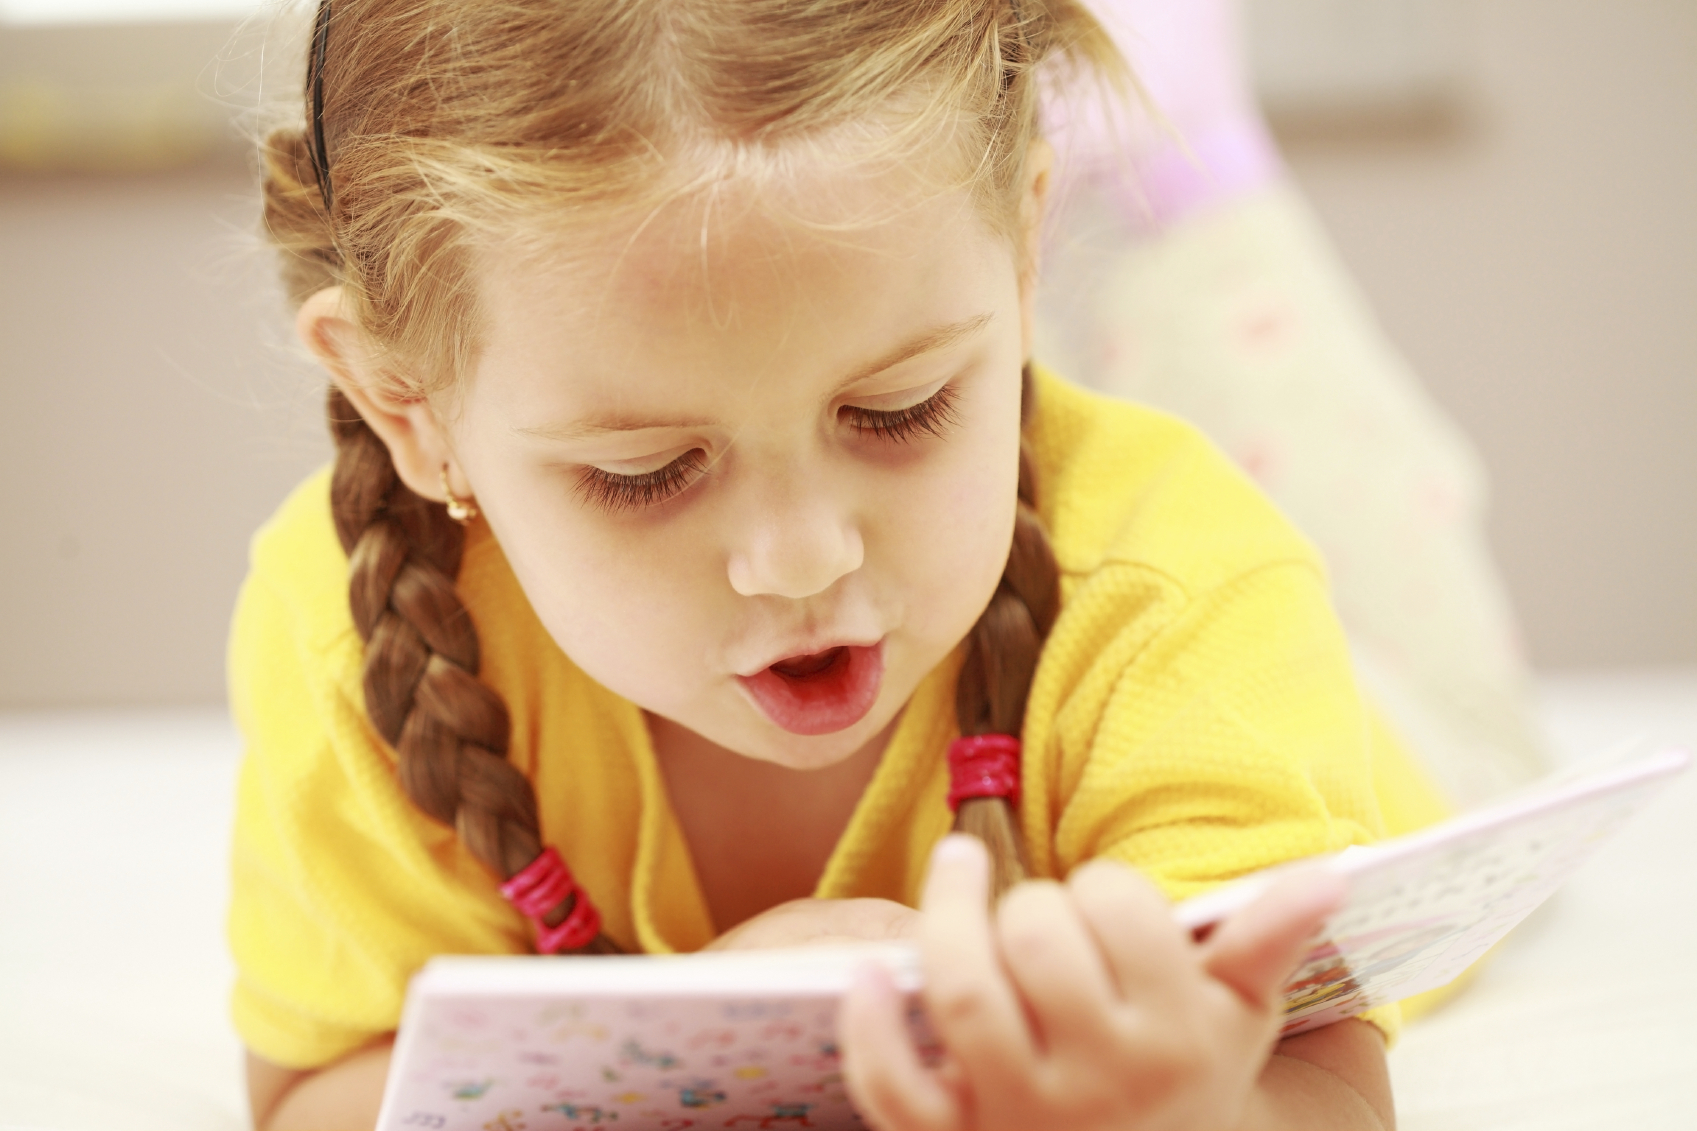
[376,743,1689,1131]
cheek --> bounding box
[878,405,1022,648]
[477,473,728,713]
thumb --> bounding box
[1200,867,1345,1013]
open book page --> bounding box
[1177,744,1688,1036]
[377,745,1688,1131]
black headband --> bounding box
[306,0,335,217]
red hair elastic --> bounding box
[947,733,1022,811]
[500,845,602,954]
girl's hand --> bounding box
[839,836,1350,1131]
[706,897,921,951]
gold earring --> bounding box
[441,464,479,524]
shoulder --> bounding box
[242,464,358,655]
[1018,372,1383,888]
[1026,366,1322,597]
[228,465,372,809]
[228,469,541,1066]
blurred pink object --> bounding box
[1049,0,1282,229]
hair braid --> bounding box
[952,366,1061,897]
[327,388,620,953]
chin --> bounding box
[739,707,896,771]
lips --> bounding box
[737,642,884,736]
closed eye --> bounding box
[575,449,708,513]
[839,382,960,443]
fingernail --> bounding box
[932,833,987,869]
[848,961,893,1001]
[1290,868,1348,920]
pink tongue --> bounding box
[739,644,884,736]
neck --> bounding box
[646,711,900,932]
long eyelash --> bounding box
[842,382,961,443]
[574,385,955,512]
[576,449,709,513]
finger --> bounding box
[1202,867,1346,1013]
[993,880,1121,1055]
[840,962,963,1131]
[919,836,1037,1077]
[1066,857,1196,1002]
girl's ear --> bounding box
[1017,137,1055,362]
[296,287,470,504]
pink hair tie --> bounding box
[500,845,602,954]
[947,734,1022,811]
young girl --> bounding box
[233,1,1427,1126]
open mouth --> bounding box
[736,642,884,736]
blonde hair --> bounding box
[262,0,1121,950]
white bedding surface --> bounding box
[1390,670,1697,1131]
[1,671,1693,1131]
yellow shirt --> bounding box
[227,369,1443,1069]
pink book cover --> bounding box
[376,744,1688,1131]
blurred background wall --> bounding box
[0,0,1692,707]
[1270,0,1697,673]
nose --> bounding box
[726,484,865,600]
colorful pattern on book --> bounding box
[389,994,933,1130]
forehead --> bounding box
[469,159,1015,402]
[492,151,1004,299]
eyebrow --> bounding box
[826,311,994,397]
[517,312,994,441]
